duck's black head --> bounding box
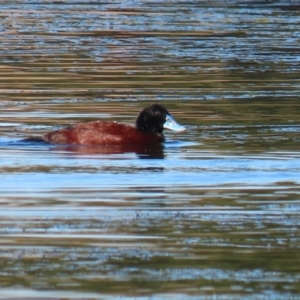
[135,104,185,134]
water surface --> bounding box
[0,1,300,299]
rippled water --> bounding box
[1,1,300,299]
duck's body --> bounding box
[44,121,164,145]
[25,104,185,146]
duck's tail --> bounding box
[18,137,49,144]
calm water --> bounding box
[0,1,300,299]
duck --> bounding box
[24,104,185,146]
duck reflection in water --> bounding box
[49,143,165,159]
[22,104,185,159]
